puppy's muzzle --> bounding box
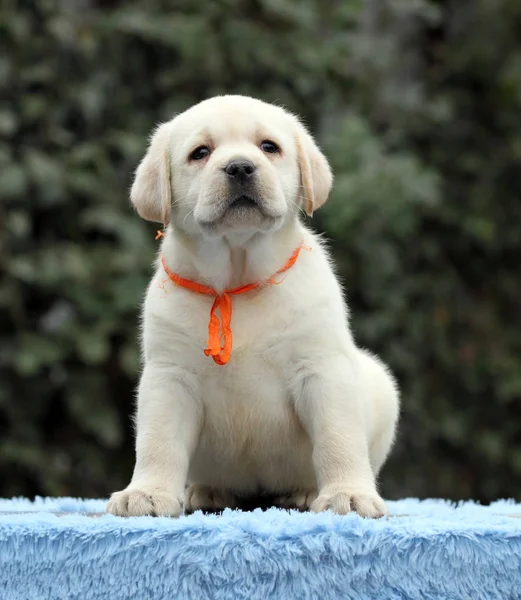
[223,157,260,210]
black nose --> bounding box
[224,159,256,183]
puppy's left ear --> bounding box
[130,122,172,226]
[296,124,333,217]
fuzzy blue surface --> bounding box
[1,497,520,599]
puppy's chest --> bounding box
[197,284,303,435]
[200,351,297,454]
[228,290,293,348]
[180,284,300,355]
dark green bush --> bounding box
[1,0,520,502]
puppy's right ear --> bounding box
[130,123,172,226]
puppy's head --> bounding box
[131,96,332,238]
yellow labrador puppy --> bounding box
[107,95,399,518]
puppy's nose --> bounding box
[224,159,256,183]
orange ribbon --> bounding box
[160,243,309,365]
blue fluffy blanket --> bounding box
[1,497,520,599]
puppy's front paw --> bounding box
[107,485,184,517]
[311,487,387,518]
[273,490,317,511]
[185,484,238,513]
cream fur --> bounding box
[107,95,399,519]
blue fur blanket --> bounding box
[1,497,520,599]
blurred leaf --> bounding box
[68,375,123,447]
[14,333,65,375]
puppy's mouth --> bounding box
[227,194,260,211]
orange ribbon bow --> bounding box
[160,243,309,365]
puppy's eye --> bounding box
[260,140,279,154]
[189,146,211,161]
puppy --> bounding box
[107,95,399,518]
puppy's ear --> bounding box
[296,125,333,217]
[130,123,172,226]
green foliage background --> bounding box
[2,0,520,501]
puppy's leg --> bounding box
[107,364,201,517]
[358,350,400,477]
[185,484,239,514]
[294,356,387,518]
